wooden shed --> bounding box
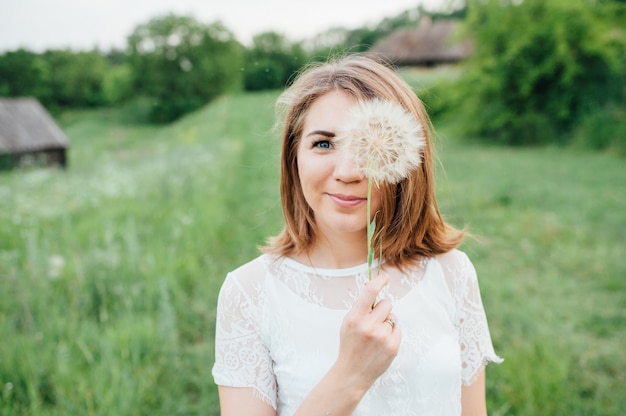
[368,17,473,67]
[0,97,69,169]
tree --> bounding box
[453,0,626,146]
[127,14,243,123]
[0,49,49,99]
[243,32,307,91]
[41,50,110,108]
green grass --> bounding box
[432,136,626,415]
[0,92,282,415]
[1,84,625,415]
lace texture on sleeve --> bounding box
[440,250,503,385]
[212,266,277,409]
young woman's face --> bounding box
[297,90,382,240]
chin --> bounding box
[322,217,367,236]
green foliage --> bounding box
[101,63,134,105]
[41,50,112,108]
[0,48,130,110]
[343,27,381,52]
[243,32,307,91]
[0,49,49,99]
[453,0,626,146]
[127,14,244,123]
[573,103,626,155]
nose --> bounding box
[333,149,363,183]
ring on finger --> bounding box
[384,318,396,329]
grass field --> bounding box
[1,81,625,414]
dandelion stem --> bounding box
[366,176,374,281]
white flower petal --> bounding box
[336,99,425,184]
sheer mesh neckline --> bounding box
[281,256,381,277]
[268,254,429,310]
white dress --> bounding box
[212,249,502,415]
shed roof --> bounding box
[0,97,69,154]
[368,18,472,66]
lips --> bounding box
[328,193,366,208]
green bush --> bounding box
[574,104,626,155]
[41,50,111,108]
[0,49,49,99]
[454,0,626,146]
[148,96,206,124]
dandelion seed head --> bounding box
[336,99,425,184]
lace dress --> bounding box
[212,249,502,415]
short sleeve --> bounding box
[212,267,277,409]
[439,250,503,385]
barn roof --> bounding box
[0,97,69,154]
[368,17,472,66]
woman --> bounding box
[212,54,502,415]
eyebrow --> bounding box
[305,130,335,138]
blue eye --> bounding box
[314,140,332,149]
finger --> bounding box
[370,298,393,321]
[354,272,389,314]
[382,312,398,330]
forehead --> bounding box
[302,90,356,135]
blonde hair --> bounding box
[263,54,464,268]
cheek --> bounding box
[297,153,331,190]
[296,151,318,199]
[296,152,309,187]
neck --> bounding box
[303,229,369,269]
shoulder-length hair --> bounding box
[262,54,464,268]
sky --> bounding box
[0,0,449,53]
